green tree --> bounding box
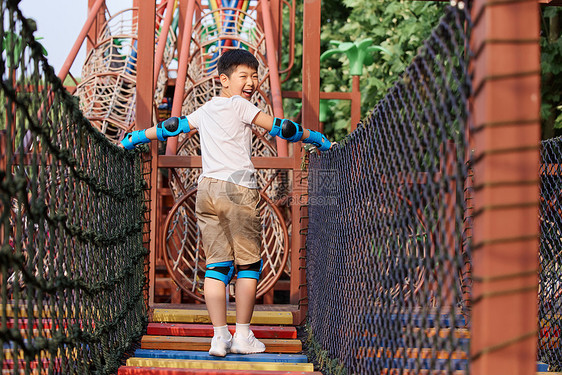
[281,0,445,141]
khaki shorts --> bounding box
[196,177,262,266]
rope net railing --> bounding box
[306,5,472,374]
[539,137,562,371]
[0,1,151,374]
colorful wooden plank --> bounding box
[537,362,549,372]
[151,309,293,325]
[410,327,470,339]
[356,347,468,360]
[365,358,468,371]
[118,366,323,375]
[381,368,557,375]
[380,370,466,375]
[125,357,314,372]
[2,358,61,371]
[133,349,308,363]
[359,313,468,328]
[140,335,302,353]
[147,323,297,339]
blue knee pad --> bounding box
[121,129,150,150]
[205,261,235,285]
[269,118,303,143]
[156,116,191,141]
[236,260,263,280]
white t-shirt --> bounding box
[186,96,261,189]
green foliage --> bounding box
[280,0,445,141]
[540,7,562,139]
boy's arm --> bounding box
[120,116,191,149]
[252,112,332,151]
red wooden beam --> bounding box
[118,367,323,375]
[470,0,541,373]
[135,0,157,306]
[146,323,297,338]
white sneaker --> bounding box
[230,331,266,354]
[209,335,232,357]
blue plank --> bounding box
[133,349,309,363]
[537,362,549,372]
[381,358,468,371]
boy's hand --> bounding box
[120,129,151,150]
[303,130,331,151]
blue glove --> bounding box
[121,129,150,150]
[303,130,331,151]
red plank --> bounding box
[2,358,61,371]
[147,323,297,339]
[141,336,302,353]
[118,367,322,375]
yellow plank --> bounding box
[141,335,302,353]
[152,309,293,325]
[1,303,79,319]
[126,357,315,372]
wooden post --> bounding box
[470,0,540,373]
[350,75,361,132]
[290,0,321,324]
[135,0,157,306]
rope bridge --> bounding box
[0,0,557,374]
[306,6,472,373]
[0,1,151,374]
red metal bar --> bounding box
[278,0,296,81]
[153,0,177,89]
[57,0,106,81]
[158,155,294,169]
[260,0,288,157]
[470,0,540,373]
[166,0,197,156]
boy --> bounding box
[121,49,331,356]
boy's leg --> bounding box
[204,277,229,327]
[234,277,258,324]
[204,277,232,357]
[196,178,235,357]
[231,262,266,354]
[213,180,265,354]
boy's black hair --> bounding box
[217,49,259,77]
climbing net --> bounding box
[306,5,472,374]
[0,1,151,373]
[539,137,562,371]
[76,4,177,143]
[163,1,290,301]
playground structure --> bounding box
[0,0,559,374]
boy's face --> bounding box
[220,64,259,100]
